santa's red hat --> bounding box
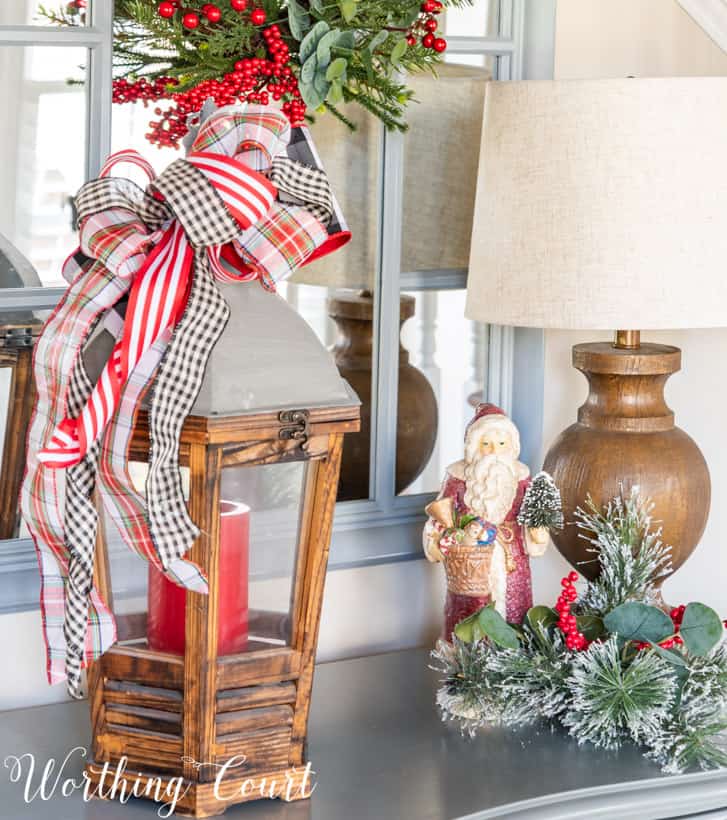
[465,403,506,436]
[464,403,520,457]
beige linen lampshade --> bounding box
[296,62,491,288]
[465,77,727,329]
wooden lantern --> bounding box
[84,283,360,817]
[0,234,42,539]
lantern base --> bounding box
[84,761,313,818]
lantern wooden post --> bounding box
[0,331,39,539]
[84,401,359,818]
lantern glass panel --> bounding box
[102,459,306,655]
[220,460,307,651]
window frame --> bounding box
[0,0,555,612]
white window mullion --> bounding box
[86,2,114,178]
[371,125,405,510]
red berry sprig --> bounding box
[407,1,447,52]
[112,76,179,106]
[555,571,589,652]
[139,26,306,148]
[203,3,222,22]
[250,7,266,25]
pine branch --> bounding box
[576,487,673,616]
[563,637,677,751]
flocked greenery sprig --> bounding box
[40,0,471,147]
[431,488,727,773]
[575,487,672,615]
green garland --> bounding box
[40,0,471,142]
[432,488,727,773]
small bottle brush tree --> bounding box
[517,471,564,531]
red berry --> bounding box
[182,11,199,28]
[422,33,435,48]
[425,17,438,31]
[561,577,571,588]
[568,571,578,582]
[230,0,247,9]
[158,1,175,17]
[432,37,447,52]
[204,4,222,21]
[250,7,266,24]
[421,0,437,10]
[406,35,416,46]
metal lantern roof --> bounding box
[192,280,356,417]
[0,233,42,326]
[83,278,357,418]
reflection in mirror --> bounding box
[0,235,43,539]
[0,46,88,286]
[0,0,89,26]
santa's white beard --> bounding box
[463,454,519,525]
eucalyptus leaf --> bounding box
[326,79,344,104]
[339,0,357,23]
[316,28,342,69]
[477,605,520,650]
[299,21,329,64]
[312,72,331,110]
[368,30,389,53]
[680,602,724,656]
[390,37,408,67]
[300,54,318,84]
[472,619,486,643]
[298,78,324,110]
[453,611,477,643]
[526,606,558,632]
[646,640,688,668]
[326,57,347,81]
[576,614,605,641]
[287,0,311,41]
[603,602,674,644]
[310,0,325,14]
[335,30,355,51]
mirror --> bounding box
[0,233,43,539]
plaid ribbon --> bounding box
[21,105,350,696]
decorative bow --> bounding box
[21,105,349,696]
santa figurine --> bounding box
[423,403,560,638]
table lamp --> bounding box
[465,77,727,590]
[297,63,490,499]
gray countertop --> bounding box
[1,648,727,820]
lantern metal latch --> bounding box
[0,326,35,349]
[279,409,310,450]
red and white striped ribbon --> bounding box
[37,151,275,469]
[100,149,157,183]
[187,152,276,229]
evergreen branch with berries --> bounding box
[41,0,470,147]
[432,488,727,774]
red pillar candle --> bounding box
[147,501,250,655]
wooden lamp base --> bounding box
[542,333,710,593]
